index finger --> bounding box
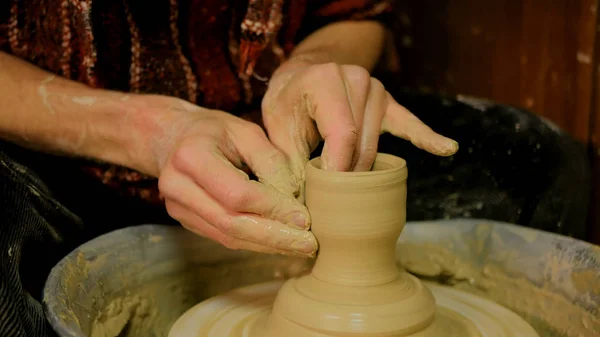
[382,93,459,156]
[299,64,358,171]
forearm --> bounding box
[0,52,160,173]
[279,20,386,73]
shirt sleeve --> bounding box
[0,1,9,52]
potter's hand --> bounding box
[148,97,316,257]
[262,61,458,176]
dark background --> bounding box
[384,0,600,244]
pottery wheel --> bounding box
[169,154,539,337]
[168,278,539,337]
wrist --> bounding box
[284,21,386,72]
[274,52,334,78]
[70,91,159,175]
[121,94,215,177]
[116,94,189,177]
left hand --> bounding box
[261,60,459,180]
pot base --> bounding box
[168,278,539,337]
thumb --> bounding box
[289,149,310,205]
[268,127,316,200]
[262,115,319,200]
[262,82,322,199]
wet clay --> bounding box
[263,154,438,336]
[86,254,313,337]
[168,154,539,337]
[396,241,600,336]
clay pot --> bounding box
[308,153,408,286]
[265,154,436,337]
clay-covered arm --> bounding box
[0,52,318,256]
[0,52,159,173]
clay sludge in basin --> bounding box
[45,222,599,337]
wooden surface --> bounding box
[589,7,600,245]
[388,0,600,243]
[391,0,597,143]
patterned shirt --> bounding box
[0,0,392,204]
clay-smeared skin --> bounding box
[168,154,540,337]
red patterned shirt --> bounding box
[0,0,392,204]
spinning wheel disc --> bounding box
[168,280,539,337]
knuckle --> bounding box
[215,216,239,238]
[340,125,359,143]
[164,200,183,220]
[223,187,253,211]
[170,147,189,172]
[244,121,267,138]
[157,180,173,199]
[306,62,341,81]
[170,140,199,172]
[219,235,241,250]
[343,65,371,86]
[179,222,199,235]
[261,95,273,115]
[319,62,342,74]
[362,141,378,154]
[370,77,385,92]
[157,172,174,194]
[260,101,281,127]
[361,144,378,161]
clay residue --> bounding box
[396,243,480,287]
[91,296,155,337]
[56,247,312,337]
[53,250,110,333]
[571,269,600,296]
[148,234,163,243]
[48,226,598,337]
[473,265,598,337]
[396,243,599,337]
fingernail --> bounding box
[450,140,459,150]
[437,139,459,156]
[448,140,459,154]
[290,239,317,255]
[291,212,309,229]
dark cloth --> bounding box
[379,89,590,239]
[0,141,175,337]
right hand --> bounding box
[135,96,317,257]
